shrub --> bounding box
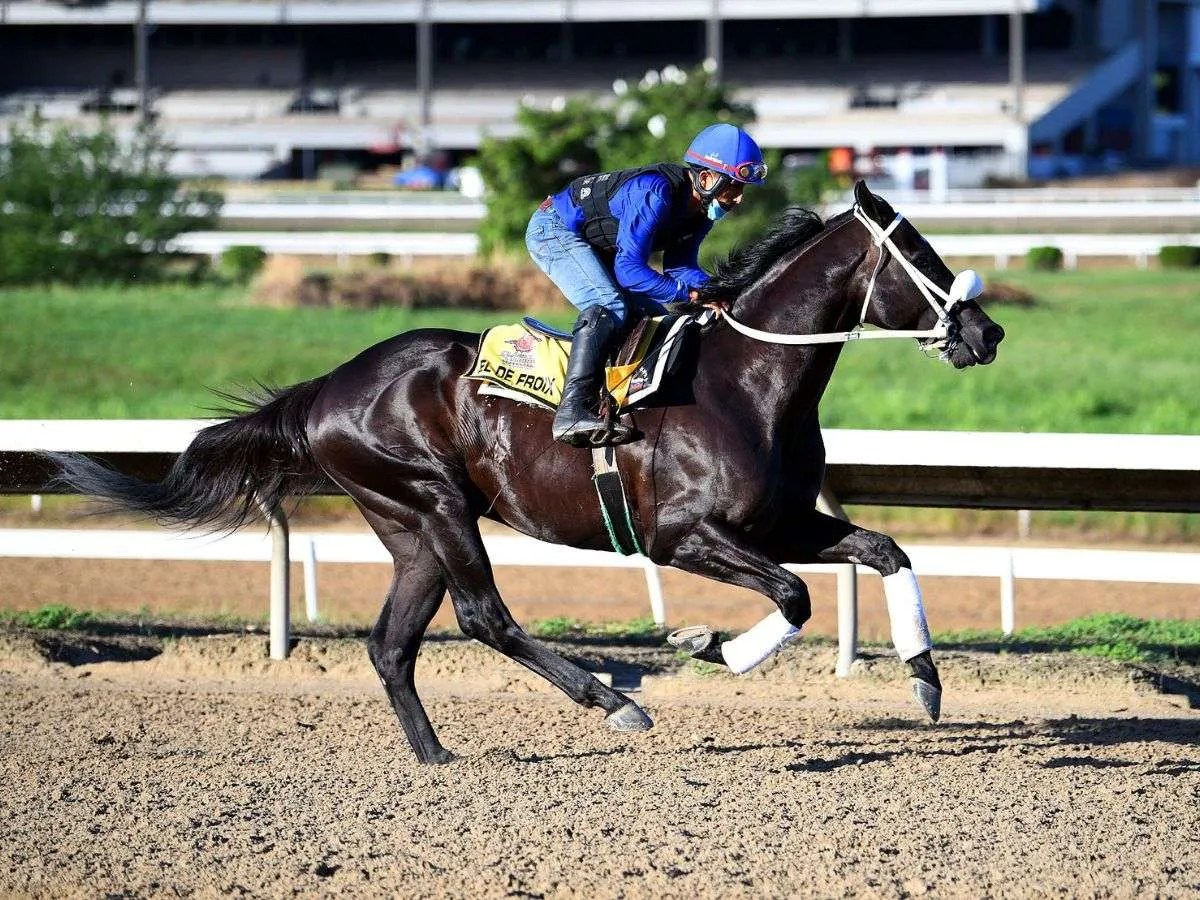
[16,604,94,630]
[977,281,1036,307]
[220,245,267,284]
[0,115,222,285]
[1159,245,1200,269]
[253,257,564,311]
[1026,246,1063,272]
[368,251,392,268]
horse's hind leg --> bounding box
[426,509,651,733]
[365,528,453,764]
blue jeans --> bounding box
[526,206,663,327]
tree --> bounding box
[0,116,222,285]
[474,64,837,266]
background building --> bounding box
[1,0,1197,184]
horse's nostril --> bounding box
[983,324,1005,348]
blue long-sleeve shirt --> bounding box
[552,172,712,304]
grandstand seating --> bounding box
[3,0,1183,178]
[0,51,1089,173]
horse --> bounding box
[51,181,1005,765]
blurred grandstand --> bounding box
[0,0,1197,187]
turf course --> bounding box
[2,269,1197,432]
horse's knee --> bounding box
[849,531,910,576]
[778,576,812,627]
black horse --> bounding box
[52,182,1004,764]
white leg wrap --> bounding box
[884,567,932,662]
[720,611,801,675]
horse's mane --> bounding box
[698,206,832,300]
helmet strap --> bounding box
[690,167,731,203]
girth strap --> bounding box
[591,446,644,556]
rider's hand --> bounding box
[690,290,729,316]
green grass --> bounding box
[2,603,95,630]
[936,613,1200,665]
[822,269,1200,434]
[2,270,1196,431]
[0,283,572,418]
[528,616,663,640]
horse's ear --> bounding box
[853,180,874,211]
[854,179,896,224]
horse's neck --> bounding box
[710,234,863,431]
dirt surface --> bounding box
[2,629,1198,898]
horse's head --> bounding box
[851,181,1004,368]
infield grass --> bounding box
[2,269,1196,431]
[936,612,1200,665]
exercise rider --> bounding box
[526,123,768,447]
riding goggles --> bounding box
[733,161,768,183]
[687,152,768,184]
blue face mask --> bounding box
[706,200,727,222]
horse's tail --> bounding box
[48,377,329,532]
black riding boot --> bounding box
[552,306,635,447]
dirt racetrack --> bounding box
[2,630,1199,898]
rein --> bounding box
[720,204,983,348]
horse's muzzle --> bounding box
[952,308,1004,368]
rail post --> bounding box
[835,564,858,677]
[303,537,319,623]
[642,559,666,626]
[818,483,859,677]
[256,499,291,660]
[1001,550,1016,635]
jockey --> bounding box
[526,123,767,447]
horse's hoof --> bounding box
[668,625,715,655]
[606,701,653,732]
[667,626,726,665]
[911,678,942,723]
[419,747,458,765]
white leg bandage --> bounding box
[720,611,801,675]
[884,567,932,661]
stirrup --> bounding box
[586,421,639,448]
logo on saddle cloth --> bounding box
[464,316,694,411]
[464,324,568,407]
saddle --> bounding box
[464,312,702,413]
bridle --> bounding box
[719,204,984,350]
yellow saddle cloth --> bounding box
[463,316,681,411]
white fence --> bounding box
[3,528,1199,677]
[927,233,1200,270]
[172,230,479,258]
[171,229,1199,268]
[210,190,1200,226]
[5,420,1200,673]
[221,198,486,221]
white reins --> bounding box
[719,204,984,348]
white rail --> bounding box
[215,191,1200,225]
[170,231,479,258]
[166,230,1199,268]
[3,528,1197,673]
[8,421,1200,670]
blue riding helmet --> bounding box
[684,124,768,186]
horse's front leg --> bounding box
[664,519,814,673]
[773,510,942,722]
